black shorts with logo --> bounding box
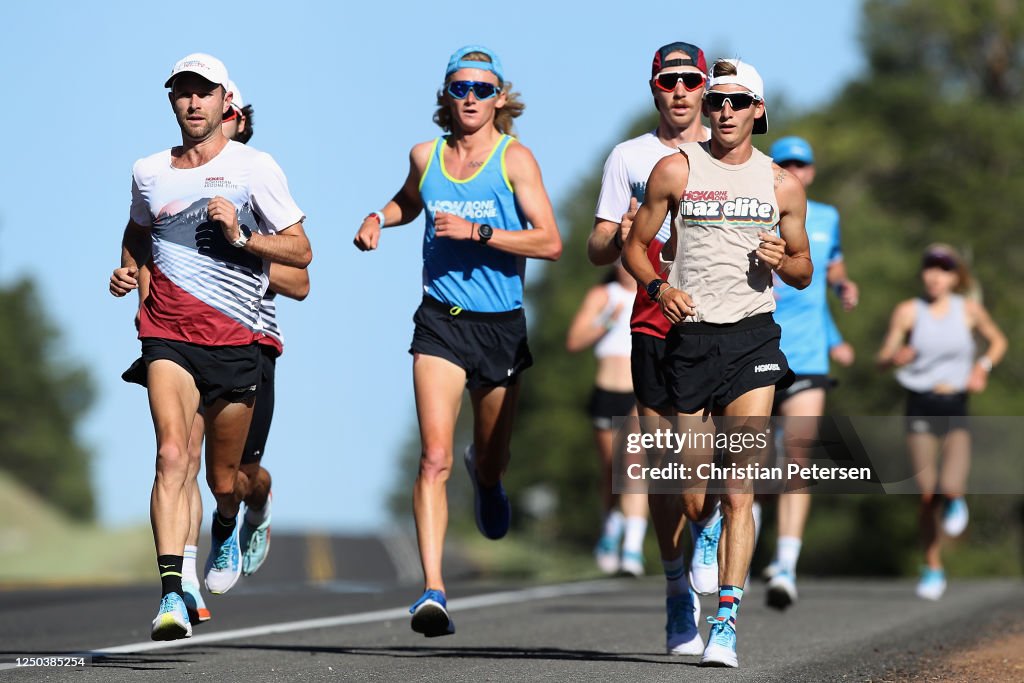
[631,332,672,411]
[905,390,969,436]
[664,313,793,414]
[242,345,277,465]
[587,387,636,430]
[410,296,533,389]
[133,338,261,406]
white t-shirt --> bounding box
[595,130,708,243]
[130,140,305,346]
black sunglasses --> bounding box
[654,71,706,92]
[704,91,762,111]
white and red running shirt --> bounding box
[129,141,304,347]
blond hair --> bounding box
[433,51,525,135]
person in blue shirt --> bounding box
[760,136,859,609]
[353,45,561,638]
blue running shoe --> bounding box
[204,514,242,594]
[241,493,272,576]
[942,497,969,537]
[916,567,946,601]
[766,570,798,610]
[151,592,192,641]
[409,589,455,637]
[181,580,211,624]
[700,618,738,668]
[464,445,510,540]
[689,503,722,595]
[665,591,704,655]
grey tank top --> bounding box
[669,141,779,324]
[896,295,975,392]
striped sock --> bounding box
[716,585,743,628]
[182,545,199,585]
[157,554,184,598]
[662,555,688,596]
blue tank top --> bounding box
[773,200,843,375]
[419,135,527,312]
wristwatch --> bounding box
[478,223,493,245]
[646,278,667,302]
[231,224,252,248]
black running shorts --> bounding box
[137,338,261,406]
[664,313,793,414]
[630,332,672,411]
[242,345,278,465]
[905,390,969,436]
[410,296,533,389]
[773,373,835,410]
[587,387,636,430]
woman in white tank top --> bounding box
[877,244,1007,600]
[566,262,647,576]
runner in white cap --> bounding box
[623,58,811,668]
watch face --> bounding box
[647,279,663,300]
[479,224,493,239]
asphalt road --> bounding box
[2,537,1022,682]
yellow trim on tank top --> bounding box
[418,138,441,192]
[439,134,507,184]
[500,136,518,193]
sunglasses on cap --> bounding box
[654,71,706,93]
[446,80,499,100]
[922,252,958,271]
[222,107,242,122]
[704,91,762,111]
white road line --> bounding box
[0,579,620,667]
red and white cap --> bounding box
[164,53,229,90]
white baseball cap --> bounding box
[708,58,768,134]
[226,80,245,111]
[164,53,229,90]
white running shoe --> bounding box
[916,567,946,601]
[700,618,738,668]
[204,515,242,594]
[689,503,722,595]
[766,571,798,610]
[942,498,969,537]
[594,536,620,575]
[620,550,645,577]
[761,561,781,582]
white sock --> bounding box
[775,536,802,575]
[752,501,763,548]
[662,555,689,596]
[601,510,624,541]
[622,516,648,556]
[182,545,199,585]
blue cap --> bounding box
[445,45,504,83]
[770,136,815,165]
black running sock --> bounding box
[157,555,184,598]
[211,512,237,542]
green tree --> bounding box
[0,278,96,519]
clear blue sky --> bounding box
[0,0,863,532]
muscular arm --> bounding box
[827,259,859,310]
[474,142,562,260]
[622,154,694,323]
[767,167,813,289]
[968,300,1007,366]
[353,142,431,251]
[269,263,310,301]
[242,221,313,268]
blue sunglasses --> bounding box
[446,80,499,100]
